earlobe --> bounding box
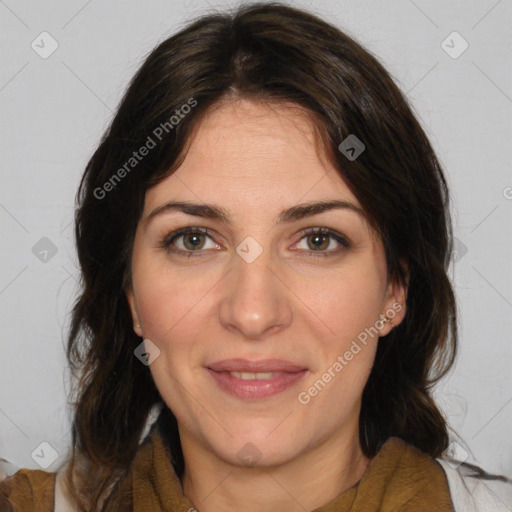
[125,287,143,337]
[379,277,407,336]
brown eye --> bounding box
[306,233,330,251]
[158,227,219,258]
[295,227,351,257]
[182,232,206,250]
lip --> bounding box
[206,359,308,400]
[207,358,307,373]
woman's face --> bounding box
[126,98,406,467]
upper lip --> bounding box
[207,358,307,373]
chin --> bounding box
[209,429,305,468]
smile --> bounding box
[206,368,308,399]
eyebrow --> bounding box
[144,199,366,229]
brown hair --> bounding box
[59,2,457,509]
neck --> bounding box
[180,427,370,512]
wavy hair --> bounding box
[60,2,457,510]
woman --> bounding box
[1,2,510,511]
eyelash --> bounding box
[157,226,351,259]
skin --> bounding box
[126,98,406,512]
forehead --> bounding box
[180,98,333,177]
[143,98,361,219]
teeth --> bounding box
[229,371,280,380]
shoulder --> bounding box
[0,404,164,512]
[437,458,512,512]
[0,467,56,512]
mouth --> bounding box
[225,371,289,380]
[207,358,307,373]
[205,358,308,399]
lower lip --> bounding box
[206,368,308,399]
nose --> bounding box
[219,241,293,340]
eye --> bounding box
[158,227,220,258]
[294,227,351,257]
[157,226,351,259]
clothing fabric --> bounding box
[1,408,509,511]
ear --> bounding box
[378,272,408,337]
[125,284,143,338]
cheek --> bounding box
[131,263,211,418]
[131,258,221,407]
[291,258,384,403]
[295,261,385,343]
[131,250,214,342]
[295,271,381,425]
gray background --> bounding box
[1,0,511,496]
